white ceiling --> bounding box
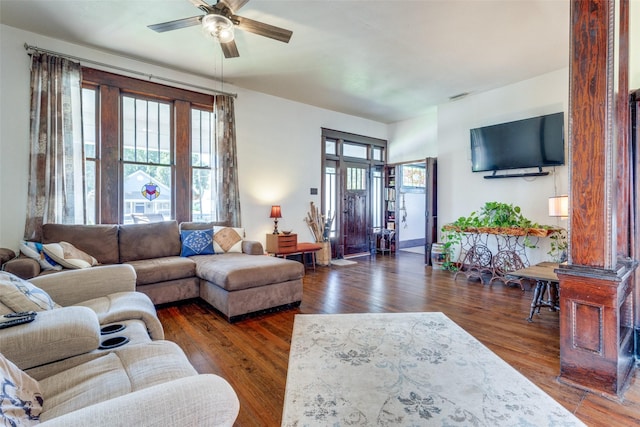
[0,0,573,123]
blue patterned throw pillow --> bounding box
[0,353,43,426]
[0,271,60,312]
[180,229,215,257]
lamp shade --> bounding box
[548,196,569,217]
[270,205,282,219]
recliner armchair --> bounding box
[1,338,239,426]
[0,264,239,426]
[1,264,163,341]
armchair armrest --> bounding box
[39,374,240,427]
[2,257,41,280]
[242,240,264,255]
[0,306,100,370]
[30,264,137,306]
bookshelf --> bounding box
[385,166,396,230]
[380,165,397,253]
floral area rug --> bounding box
[282,312,584,426]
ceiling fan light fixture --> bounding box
[202,14,234,43]
[217,26,235,44]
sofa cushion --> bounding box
[192,253,304,291]
[38,341,197,422]
[0,353,43,426]
[119,221,181,263]
[42,224,120,265]
[0,271,60,312]
[180,229,215,257]
[213,226,244,254]
[42,242,98,269]
[19,241,62,271]
[125,257,196,286]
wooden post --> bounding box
[557,0,637,398]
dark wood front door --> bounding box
[342,163,369,255]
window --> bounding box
[372,147,383,161]
[343,142,368,159]
[81,87,97,224]
[324,161,337,237]
[401,164,426,192]
[346,166,366,191]
[371,167,383,229]
[122,96,172,223]
[82,67,219,224]
[191,108,215,221]
[325,139,337,156]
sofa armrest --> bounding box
[0,247,16,265]
[39,374,240,427]
[30,264,137,306]
[242,240,264,255]
[0,306,100,370]
[2,257,41,280]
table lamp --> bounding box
[270,205,282,234]
[548,195,569,218]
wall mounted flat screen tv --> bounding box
[470,112,565,173]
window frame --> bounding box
[321,128,387,240]
[82,67,215,224]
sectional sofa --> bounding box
[2,220,305,322]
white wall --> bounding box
[0,24,387,251]
[386,109,437,247]
[436,69,569,264]
[387,107,438,163]
[235,88,387,242]
[396,191,425,244]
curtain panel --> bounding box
[24,53,85,241]
[213,95,241,227]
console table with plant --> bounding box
[440,202,567,286]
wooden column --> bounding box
[557,0,637,398]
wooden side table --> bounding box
[509,262,560,322]
[266,233,297,253]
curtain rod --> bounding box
[24,43,237,99]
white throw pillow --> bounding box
[0,271,60,312]
[0,352,43,426]
[212,227,245,254]
[42,242,98,269]
[19,241,62,271]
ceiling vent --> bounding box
[448,92,470,101]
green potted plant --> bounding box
[439,202,563,271]
[547,228,568,262]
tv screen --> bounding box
[470,112,565,173]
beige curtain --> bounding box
[24,53,85,241]
[213,95,241,226]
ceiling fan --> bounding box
[148,0,293,58]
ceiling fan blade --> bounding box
[233,15,292,43]
[221,40,240,58]
[221,0,250,13]
[148,16,202,32]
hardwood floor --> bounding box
[157,252,640,426]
